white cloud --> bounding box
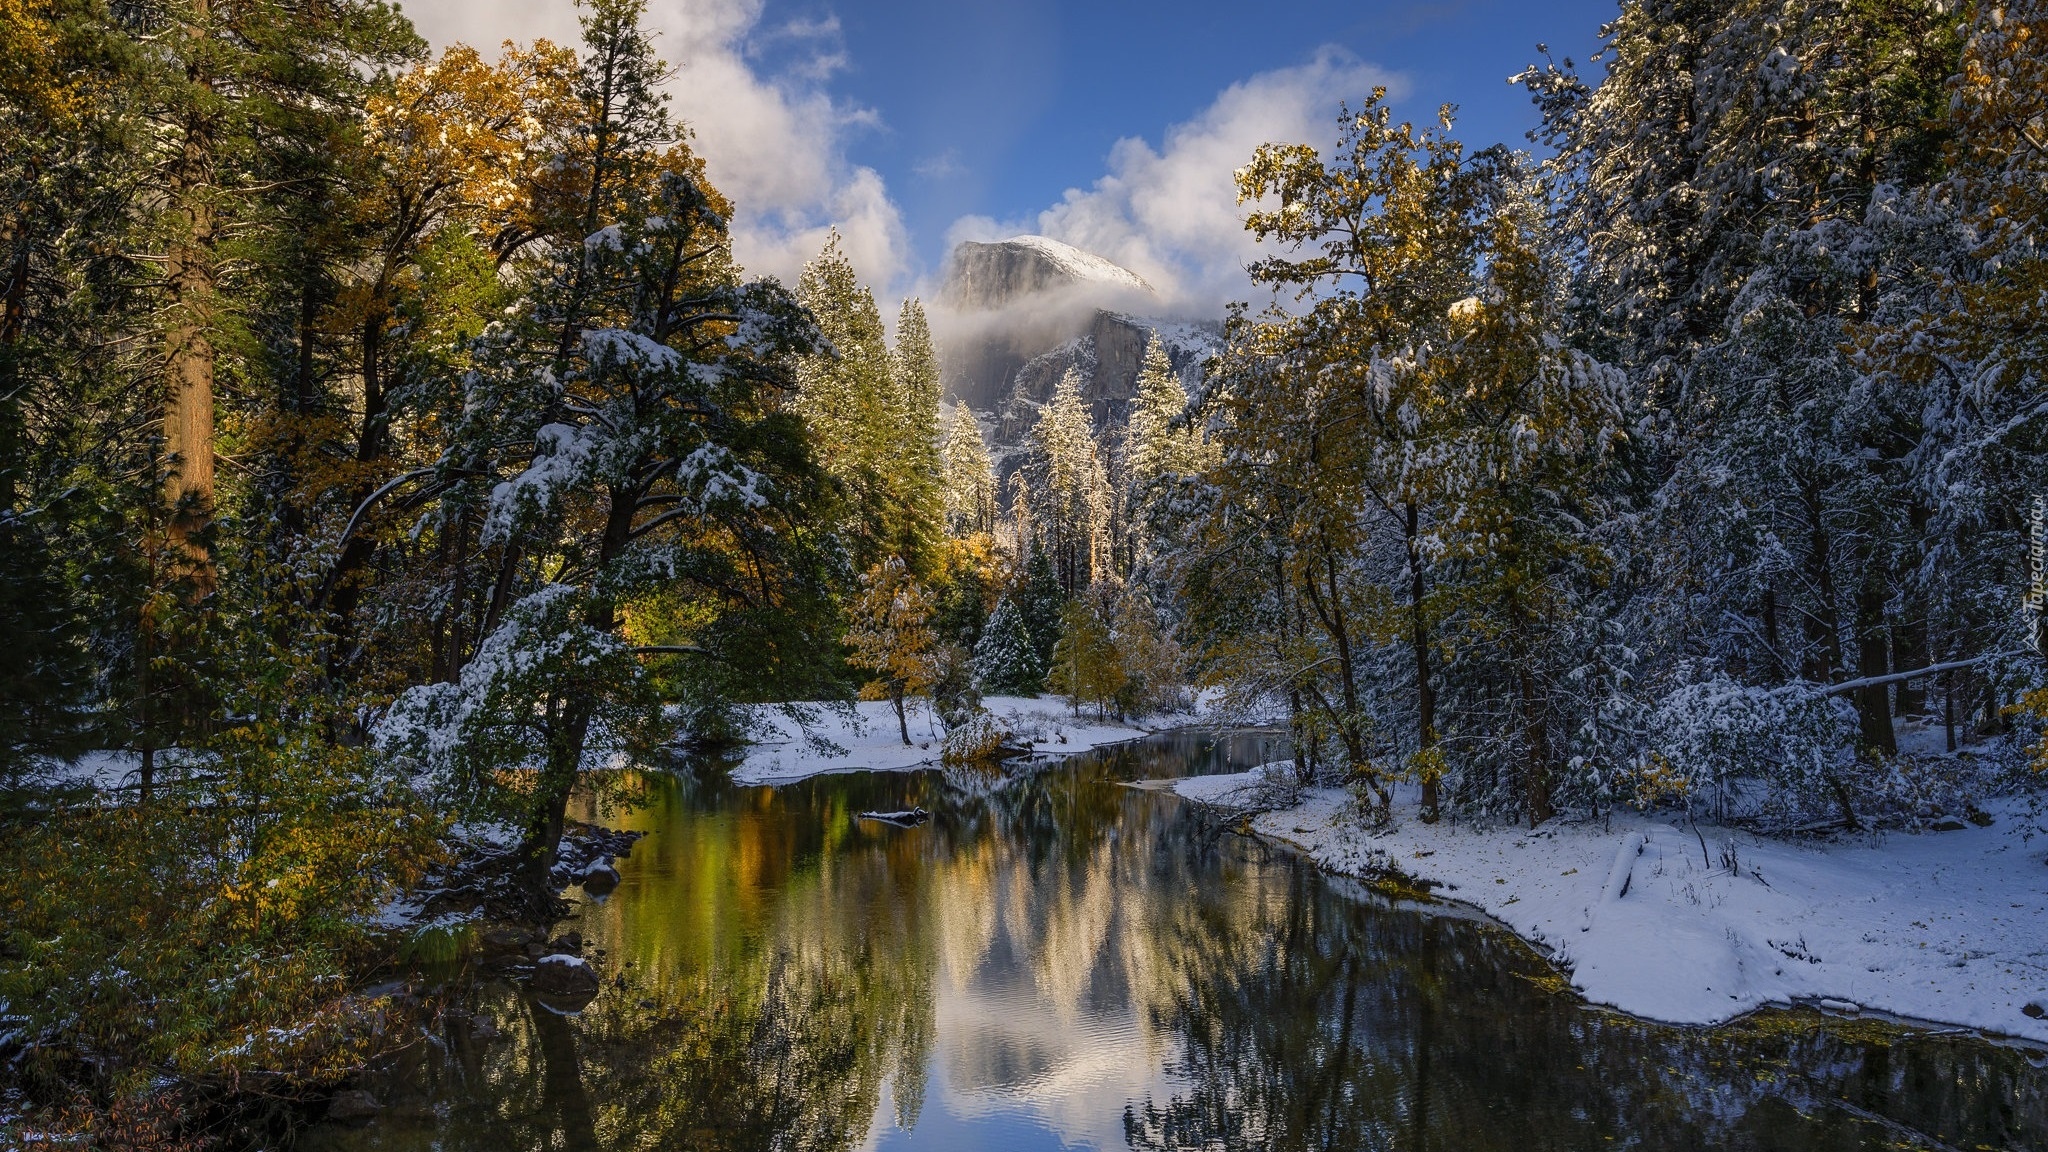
[399,0,910,291]
[992,46,1399,314]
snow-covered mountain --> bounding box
[935,236,1219,489]
[943,235,1153,310]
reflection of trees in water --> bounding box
[1121,854,2048,1152]
[331,944,931,1152]
[320,738,2045,1152]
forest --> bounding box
[2,0,2046,1144]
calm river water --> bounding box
[306,731,2048,1151]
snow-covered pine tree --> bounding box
[1124,333,1213,574]
[1423,170,1627,826]
[1016,531,1068,668]
[1865,0,2048,749]
[1526,0,1965,764]
[972,595,1043,696]
[1020,368,1108,595]
[941,402,997,537]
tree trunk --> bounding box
[894,691,910,745]
[1798,481,1844,682]
[1405,501,1439,821]
[164,15,218,599]
[1854,574,1897,755]
[1521,664,1553,827]
[319,316,391,685]
[0,233,29,515]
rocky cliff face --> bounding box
[935,236,1219,489]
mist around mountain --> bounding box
[932,236,1220,493]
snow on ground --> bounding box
[1172,768,2048,1043]
[730,696,1161,785]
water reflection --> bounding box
[307,732,2048,1152]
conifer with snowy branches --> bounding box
[941,402,997,537]
[972,596,1043,696]
[380,0,831,894]
[1019,368,1108,595]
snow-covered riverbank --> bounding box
[1170,766,2048,1044]
[730,696,1165,784]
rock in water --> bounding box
[530,953,601,1000]
[580,860,620,895]
[327,1090,380,1123]
[479,924,536,956]
[857,807,931,827]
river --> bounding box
[305,730,2048,1151]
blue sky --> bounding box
[407,0,1619,308]
[799,0,1617,276]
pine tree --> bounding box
[1127,333,1205,489]
[138,0,421,595]
[795,237,941,575]
[972,596,1043,696]
[941,402,997,537]
[1016,545,1067,669]
[1424,173,1626,826]
[891,297,946,571]
[1048,592,1125,717]
[1125,332,1214,577]
[1020,368,1108,595]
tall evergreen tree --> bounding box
[795,236,941,574]
[1019,368,1108,595]
[941,402,997,537]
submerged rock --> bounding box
[327,1089,380,1123]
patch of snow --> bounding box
[999,235,1153,293]
[1168,774,2048,1043]
[1170,763,1298,810]
[536,953,589,970]
[730,696,1165,785]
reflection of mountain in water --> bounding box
[306,734,2048,1152]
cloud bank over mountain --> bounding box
[944,47,1398,314]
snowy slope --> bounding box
[1172,771,2048,1043]
[995,235,1153,294]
